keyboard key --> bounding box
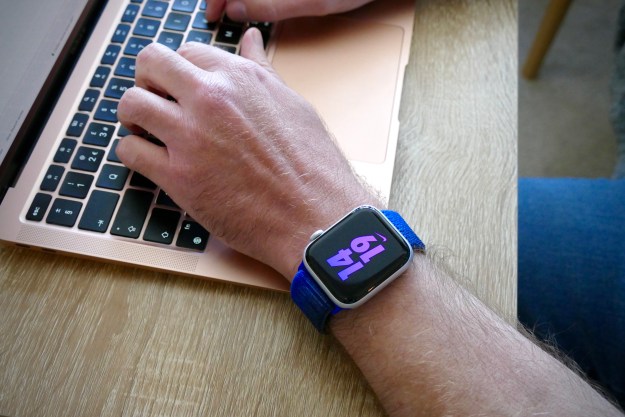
[172,0,197,13]
[142,0,168,18]
[192,12,215,30]
[134,18,161,37]
[66,113,89,137]
[40,165,65,191]
[46,198,83,227]
[94,99,119,123]
[78,190,120,233]
[115,57,137,78]
[124,36,152,56]
[112,24,131,43]
[72,146,105,172]
[53,138,78,163]
[122,3,140,23]
[216,24,243,44]
[164,12,191,31]
[143,208,181,244]
[186,30,212,44]
[118,125,132,136]
[97,164,130,190]
[59,171,94,199]
[90,66,111,88]
[176,220,209,250]
[26,193,52,222]
[101,44,121,65]
[105,78,134,99]
[156,189,179,208]
[79,89,100,112]
[130,172,157,189]
[131,0,144,3]
[110,189,154,238]
[213,44,236,54]
[199,0,206,10]
[157,31,183,50]
[108,140,122,162]
[249,21,272,31]
[84,122,115,147]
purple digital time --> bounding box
[326,232,388,281]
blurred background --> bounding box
[519,0,621,178]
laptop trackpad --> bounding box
[271,16,404,164]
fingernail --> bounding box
[227,1,247,21]
[245,27,260,43]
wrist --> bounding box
[277,187,383,280]
[289,205,423,332]
[327,256,424,336]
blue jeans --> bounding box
[518,178,625,408]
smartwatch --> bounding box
[291,205,425,332]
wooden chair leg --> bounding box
[522,0,573,79]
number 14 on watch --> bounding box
[326,233,388,281]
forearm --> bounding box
[330,255,623,417]
[115,32,622,417]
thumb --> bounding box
[239,28,277,76]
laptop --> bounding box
[0,0,416,292]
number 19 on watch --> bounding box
[326,233,387,281]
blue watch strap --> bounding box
[291,263,343,332]
[381,210,425,251]
[290,209,423,332]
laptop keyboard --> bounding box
[25,0,272,251]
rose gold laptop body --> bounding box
[0,0,415,291]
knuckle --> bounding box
[232,59,272,87]
[176,41,192,56]
[180,66,204,91]
[116,87,143,122]
[136,42,163,67]
[176,41,202,58]
[195,75,232,109]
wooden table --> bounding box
[0,1,517,415]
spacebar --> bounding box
[110,188,153,239]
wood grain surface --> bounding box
[0,1,517,416]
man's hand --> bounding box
[116,29,378,279]
[204,0,375,22]
[116,26,625,417]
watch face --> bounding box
[304,207,412,306]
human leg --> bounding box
[518,178,625,408]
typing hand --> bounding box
[116,29,377,279]
[204,0,375,22]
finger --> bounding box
[239,28,276,75]
[116,135,171,189]
[134,43,204,103]
[225,0,376,22]
[224,0,278,21]
[204,0,226,22]
[177,41,241,72]
[117,86,183,145]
